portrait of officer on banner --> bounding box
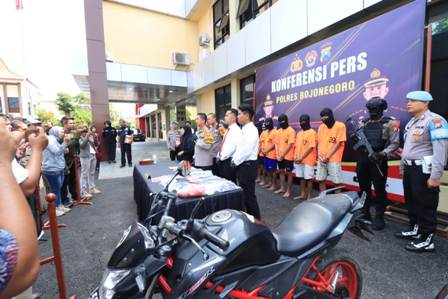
[350,68,393,124]
[259,94,275,122]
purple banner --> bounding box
[255,0,425,135]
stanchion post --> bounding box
[46,193,69,299]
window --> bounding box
[432,16,448,35]
[213,0,230,49]
[5,84,20,113]
[7,97,20,113]
[0,85,3,113]
[215,84,232,120]
[240,74,255,107]
[238,0,272,29]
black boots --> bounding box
[372,215,385,230]
[405,234,435,253]
[394,224,420,240]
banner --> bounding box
[255,0,426,200]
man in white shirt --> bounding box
[232,104,261,219]
[217,109,242,182]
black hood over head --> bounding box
[278,114,289,129]
[299,114,311,131]
[320,108,335,128]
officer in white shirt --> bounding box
[232,104,261,219]
[217,109,242,182]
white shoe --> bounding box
[89,188,101,194]
[61,206,71,213]
[82,192,93,199]
[37,230,44,241]
[55,207,66,217]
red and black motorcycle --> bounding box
[89,170,371,299]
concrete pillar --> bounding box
[230,77,240,108]
[229,0,240,35]
[83,0,110,141]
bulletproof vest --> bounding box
[363,119,386,151]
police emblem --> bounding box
[320,42,332,62]
[290,56,303,73]
[391,120,400,131]
[305,50,318,68]
[433,118,442,128]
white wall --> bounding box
[189,0,382,93]
[0,0,87,102]
[107,0,188,18]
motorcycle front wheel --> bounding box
[315,256,362,299]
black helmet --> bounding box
[366,97,387,119]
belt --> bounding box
[403,159,423,166]
[237,160,257,167]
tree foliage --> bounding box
[55,92,92,126]
[433,17,448,35]
[55,92,74,116]
[36,109,59,125]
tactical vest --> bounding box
[363,118,388,151]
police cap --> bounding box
[406,91,433,102]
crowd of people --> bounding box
[0,113,106,298]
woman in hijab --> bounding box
[42,126,72,216]
[177,123,195,163]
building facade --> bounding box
[83,0,446,140]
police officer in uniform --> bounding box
[102,120,117,163]
[355,97,400,230]
[395,91,448,252]
[117,119,134,168]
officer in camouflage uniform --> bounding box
[355,97,400,230]
[395,91,448,253]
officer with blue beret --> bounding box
[395,91,448,252]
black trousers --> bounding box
[27,194,42,238]
[237,160,261,219]
[121,143,132,166]
[62,163,76,203]
[403,164,439,236]
[356,153,388,216]
[105,140,116,161]
[217,158,237,183]
[195,165,213,171]
[169,150,176,161]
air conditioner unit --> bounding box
[199,33,210,47]
[106,51,114,62]
[173,52,191,66]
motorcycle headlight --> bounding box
[98,269,131,299]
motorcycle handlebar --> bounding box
[197,225,229,251]
[164,219,229,251]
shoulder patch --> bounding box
[429,117,448,141]
[391,120,400,131]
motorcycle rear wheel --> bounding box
[314,256,362,299]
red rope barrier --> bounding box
[45,193,76,299]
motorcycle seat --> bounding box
[272,192,355,257]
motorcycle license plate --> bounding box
[88,288,100,299]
